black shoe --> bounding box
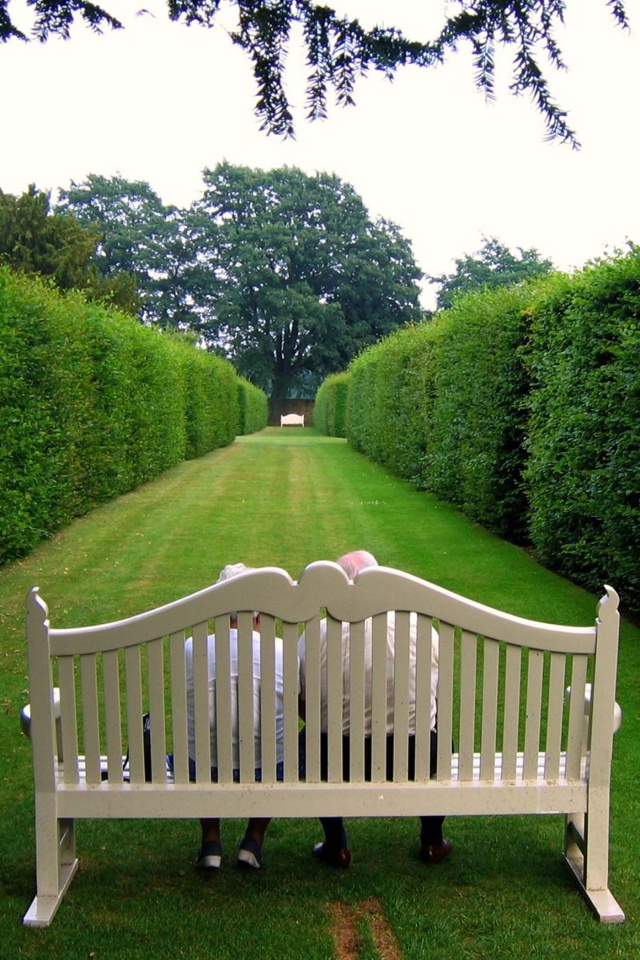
[237,835,263,870]
[419,839,452,864]
[313,842,351,869]
[195,840,223,870]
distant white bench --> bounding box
[21,564,624,926]
[280,413,304,427]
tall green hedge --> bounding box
[319,248,640,612]
[345,346,381,458]
[237,377,269,435]
[0,267,266,566]
[420,283,538,541]
[347,322,444,483]
[1,276,96,555]
[313,371,350,437]
[181,346,238,458]
[525,257,640,610]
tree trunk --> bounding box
[269,380,288,425]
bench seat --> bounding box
[60,749,585,788]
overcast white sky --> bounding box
[2,0,640,307]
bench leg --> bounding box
[564,812,624,923]
[23,805,78,928]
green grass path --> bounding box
[1,428,638,957]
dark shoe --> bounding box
[313,841,351,869]
[237,835,263,870]
[195,840,223,870]
[419,839,452,864]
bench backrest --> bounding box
[26,563,620,793]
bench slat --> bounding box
[502,644,522,780]
[169,631,189,784]
[413,614,433,781]
[480,638,500,780]
[148,639,167,784]
[58,657,79,784]
[545,651,566,778]
[370,613,388,781]
[237,612,256,782]
[392,612,411,782]
[458,630,477,781]
[103,649,123,784]
[436,622,454,780]
[259,615,277,783]
[301,615,321,782]
[326,616,343,782]
[283,622,299,781]
[349,620,366,782]
[193,621,213,781]
[80,654,101,784]
[124,645,145,783]
[524,648,544,780]
[566,655,589,779]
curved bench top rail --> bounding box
[28,562,615,658]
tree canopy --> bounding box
[56,165,423,413]
[0,1,630,147]
[56,174,191,326]
[427,235,554,310]
[0,184,139,310]
[188,163,422,412]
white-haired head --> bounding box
[217,563,256,622]
[336,550,378,581]
[217,562,253,583]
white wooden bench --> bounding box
[280,413,304,427]
[21,563,624,926]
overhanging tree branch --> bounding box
[1,1,630,143]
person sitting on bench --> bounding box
[176,562,287,871]
[297,550,450,868]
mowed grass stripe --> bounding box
[0,427,619,629]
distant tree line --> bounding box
[1,177,555,420]
[427,236,554,312]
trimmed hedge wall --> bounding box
[316,249,640,612]
[525,259,640,611]
[181,345,237,459]
[0,267,266,566]
[313,371,350,437]
[420,284,537,542]
[237,377,269,435]
[347,321,444,483]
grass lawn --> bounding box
[1,428,638,958]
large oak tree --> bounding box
[187,162,423,415]
[55,166,423,414]
[0,1,630,146]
